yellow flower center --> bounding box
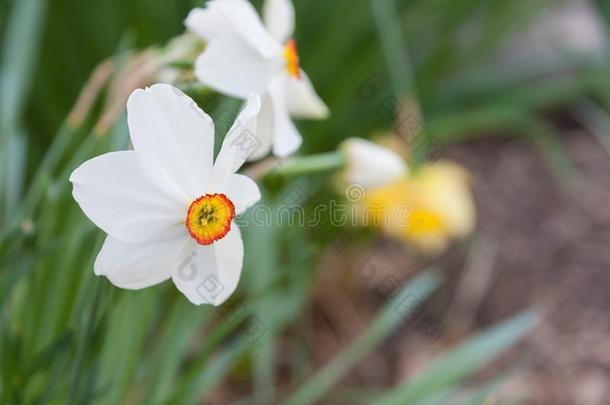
[284,39,301,79]
[186,194,235,245]
[407,210,445,237]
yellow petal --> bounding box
[360,160,476,254]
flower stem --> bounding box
[266,151,346,179]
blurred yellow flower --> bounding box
[361,161,476,254]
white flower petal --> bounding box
[286,71,330,119]
[213,0,282,57]
[127,84,214,198]
[194,35,282,99]
[95,235,189,290]
[227,174,261,214]
[272,118,301,158]
[70,151,188,243]
[213,94,262,190]
[172,225,244,306]
[267,77,302,157]
[341,138,408,189]
[245,94,275,161]
[185,6,228,40]
[263,0,295,43]
[187,1,282,58]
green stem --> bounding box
[267,151,346,179]
[167,59,194,70]
[371,0,416,98]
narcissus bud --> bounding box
[340,138,408,189]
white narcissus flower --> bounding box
[340,138,408,189]
[186,0,329,160]
[70,84,262,306]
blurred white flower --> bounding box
[186,0,329,160]
[70,84,262,306]
[340,138,408,189]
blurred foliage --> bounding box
[3,0,608,402]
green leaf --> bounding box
[0,0,47,222]
[375,311,538,405]
[141,299,211,404]
[371,0,416,98]
[285,270,442,405]
[0,0,47,128]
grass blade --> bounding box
[285,270,442,405]
[376,311,538,405]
